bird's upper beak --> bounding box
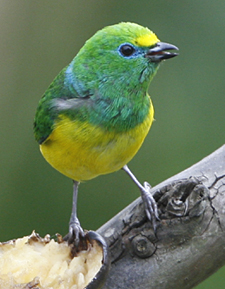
[145,42,179,62]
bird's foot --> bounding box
[122,165,160,231]
[141,181,160,232]
[63,219,85,246]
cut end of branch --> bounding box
[0,231,109,289]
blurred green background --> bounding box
[1,1,225,288]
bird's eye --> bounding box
[119,44,135,57]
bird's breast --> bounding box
[40,101,154,181]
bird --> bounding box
[34,22,178,244]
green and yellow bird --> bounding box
[34,22,178,243]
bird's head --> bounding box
[66,22,178,95]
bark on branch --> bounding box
[97,145,225,289]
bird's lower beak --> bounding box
[145,42,179,62]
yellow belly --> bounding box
[40,102,154,181]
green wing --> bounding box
[34,67,93,144]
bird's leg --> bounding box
[64,180,84,245]
[123,165,159,231]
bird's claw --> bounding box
[141,181,160,231]
[64,219,85,246]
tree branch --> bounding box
[97,145,225,289]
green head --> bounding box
[65,22,178,97]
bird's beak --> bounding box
[145,42,179,62]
